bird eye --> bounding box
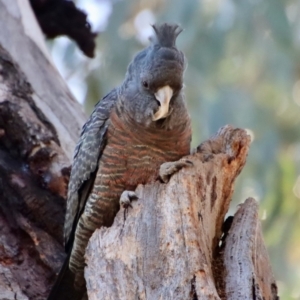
[142,80,149,88]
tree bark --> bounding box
[0,1,278,300]
[221,198,278,300]
[0,1,85,299]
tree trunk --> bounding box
[84,126,278,300]
[0,1,278,300]
[0,1,84,299]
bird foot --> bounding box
[119,190,138,208]
[159,159,193,183]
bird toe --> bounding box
[119,191,138,208]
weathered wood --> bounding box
[0,48,67,299]
[222,198,278,300]
[0,0,86,160]
[0,1,87,299]
[85,126,251,300]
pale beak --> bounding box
[152,85,173,121]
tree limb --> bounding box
[85,126,252,300]
[0,1,87,298]
[0,0,86,159]
[222,198,278,300]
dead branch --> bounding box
[85,126,255,300]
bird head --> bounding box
[120,23,186,127]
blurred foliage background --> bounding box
[48,0,300,298]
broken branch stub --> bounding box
[223,198,278,300]
[85,125,250,300]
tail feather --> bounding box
[47,254,85,300]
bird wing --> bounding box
[64,89,118,250]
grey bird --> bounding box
[48,22,192,300]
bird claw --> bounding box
[159,159,193,183]
[119,191,138,208]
